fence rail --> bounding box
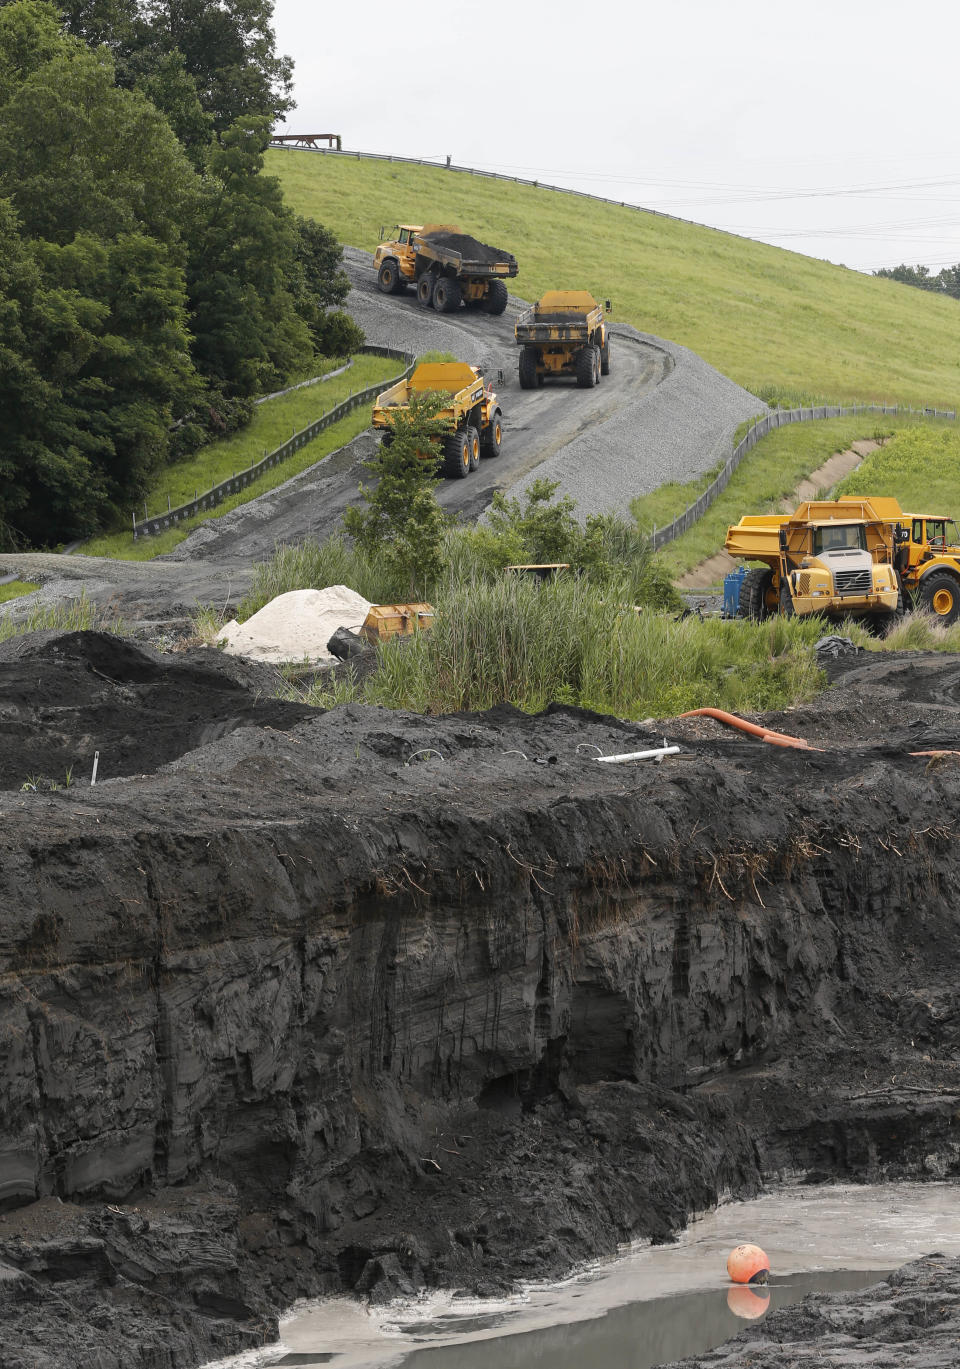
[132,345,414,539]
[650,402,958,551]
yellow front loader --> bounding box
[371,362,503,479]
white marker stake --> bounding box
[91,751,100,786]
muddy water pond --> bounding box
[207,1182,960,1369]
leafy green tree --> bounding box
[343,395,449,599]
[138,0,293,132]
[0,1,199,541]
[185,116,311,395]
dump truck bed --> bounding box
[515,290,603,342]
[371,364,486,428]
[416,229,518,277]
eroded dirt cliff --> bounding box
[1,633,960,1367]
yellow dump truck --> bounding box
[514,291,610,389]
[371,362,503,479]
[725,500,903,625]
[373,225,518,314]
[728,496,960,625]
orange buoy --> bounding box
[726,1243,770,1285]
[727,1285,770,1320]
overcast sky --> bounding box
[273,0,960,276]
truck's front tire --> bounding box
[483,280,509,315]
[576,345,598,388]
[600,336,611,375]
[443,429,471,478]
[920,570,960,624]
[739,567,773,621]
[518,347,538,390]
[377,260,403,295]
[434,277,463,313]
[779,579,795,617]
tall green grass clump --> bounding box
[299,576,826,718]
[837,425,960,513]
[0,591,125,643]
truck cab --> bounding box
[374,225,424,291]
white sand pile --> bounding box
[217,586,372,664]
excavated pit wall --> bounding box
[2,684,960,1366]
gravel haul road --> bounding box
[0,247,763,625]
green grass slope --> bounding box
[269,151,960,407]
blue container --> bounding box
[723,566,748,618]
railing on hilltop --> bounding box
[650,401,958,550]
[132,345,414,539]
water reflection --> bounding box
[390,1270,886,1369]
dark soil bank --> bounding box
[2,634,960,1367]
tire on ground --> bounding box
[482,409,503,457]
[377,260,402,295]
[576,345,598,388]
[483,280,509,315]
[434,276,463,313]
[518,346,538,390]
[443,428,471,478]
[919,570,960,624]
[600,335,611,375]
[417,275,435,309]
[464,424,481,472]
[739,566,774,621]
[779,579,794,617]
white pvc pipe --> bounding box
[594,746,680,764]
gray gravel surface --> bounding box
[0,247,764,624]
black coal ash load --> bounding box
[419,231,515,264]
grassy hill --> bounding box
[269,151,960,408]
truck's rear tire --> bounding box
[919,570,960,624]
[443,428,471,478]
[464,425,481,472]
[482,409,503,457]
[518,346,538,390]
[575,345,598,388]
[417,275,435,309]
[600,336,611,375]
[483,280,509,315]
[738,567,773,621]
[434,277,463,313]
[377,260,403,295]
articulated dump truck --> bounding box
[374,225,518,314]
[725,499,903,626]
[514,291,610,389]
[727,496,960,625]
[371,362,503,479]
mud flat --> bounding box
[1,633,960,1367]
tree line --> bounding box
[873,262,960,298]
[0,0,361,549]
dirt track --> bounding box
[0,251,761,627]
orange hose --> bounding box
[680,707,819,751]
[910,750,960,758]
